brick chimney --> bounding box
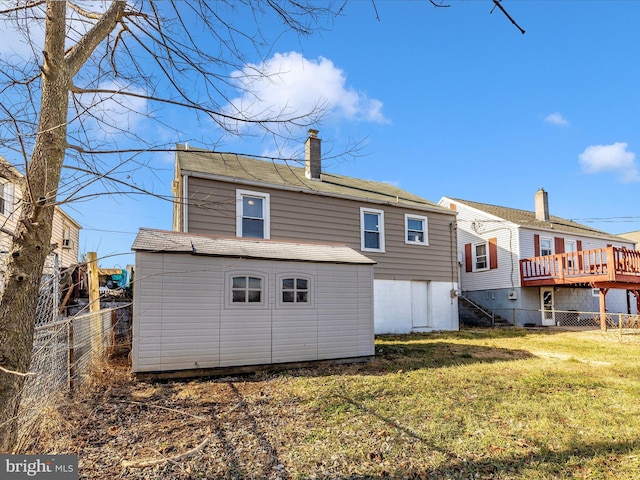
[535,188,550,221]
[305,129,321,181]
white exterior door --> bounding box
[541,287,555,326]
[411,281,429,330]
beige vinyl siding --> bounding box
[133,253,223,372]
[132,252,374,373]
[185,176,457,282]
[1,179,79,273]
[51,209,80,268]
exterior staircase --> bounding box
[458,294,513,328]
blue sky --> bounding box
[2,1,640,268]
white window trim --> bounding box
[236,189,271,239]
[276,273,315,308]
[540,236,553,256]
[225,272,267,309]
[360,207,385,253]
[62,225,72,249]
[404,214,429,246]
[565,239,577,268]
[473,241,489,272]
[0,181,14,217]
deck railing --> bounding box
[520,246,640,286]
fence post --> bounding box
[619,313,623,343]
[68,320,75,393]
[87,252,102,363]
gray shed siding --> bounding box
[132,252,374,373]
[184,176,457,283]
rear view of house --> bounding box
[172,131,459,334]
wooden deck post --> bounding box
[598,288,609,331]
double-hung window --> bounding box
[360,207,385,252]
[474,242,488,271]
[0,182,14,217]
[565,239,577,269]
[405,214,429,245]
[540,237,553,256]
[236,189,270,239]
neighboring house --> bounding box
[131,130,459,375]
[619,230,640,250]
[0,156,81,291]
[439,189,640,327]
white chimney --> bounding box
[535,188,549,221]
[305,129,321,181]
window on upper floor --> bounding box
[405,214,429,245]
[360,207,385,252]
[0,181,14,217]
[464,238,498,273]
[473,242,488,271]
[236,189,270,239]
[565,239,577,268]
[62,226,72,249]
[540,237,553,256]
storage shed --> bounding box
[131,228,376,377]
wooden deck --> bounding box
[520,246,640,288]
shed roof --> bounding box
[132,228,376,265]
[176,146,451,214]
[446,197,630,244]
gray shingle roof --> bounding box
[619,230,640,247]
[176,146,450,213]
[132,228,376,265]
[448,197,629,243]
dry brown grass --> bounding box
[22,328,640,479]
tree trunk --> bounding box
[0,0,70,453]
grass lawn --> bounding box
[25,328,640,479]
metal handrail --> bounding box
[458,293,495,325]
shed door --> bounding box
[411,281,429,329]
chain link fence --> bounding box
[485,307,640,344]
[14,254,132,450]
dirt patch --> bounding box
[22,358,374,479]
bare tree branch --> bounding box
[491,0,525,35]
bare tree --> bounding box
[0,0,339,452]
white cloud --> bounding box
[226,51,388,128]
[579,142,640,182]
[544,112,569,126]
